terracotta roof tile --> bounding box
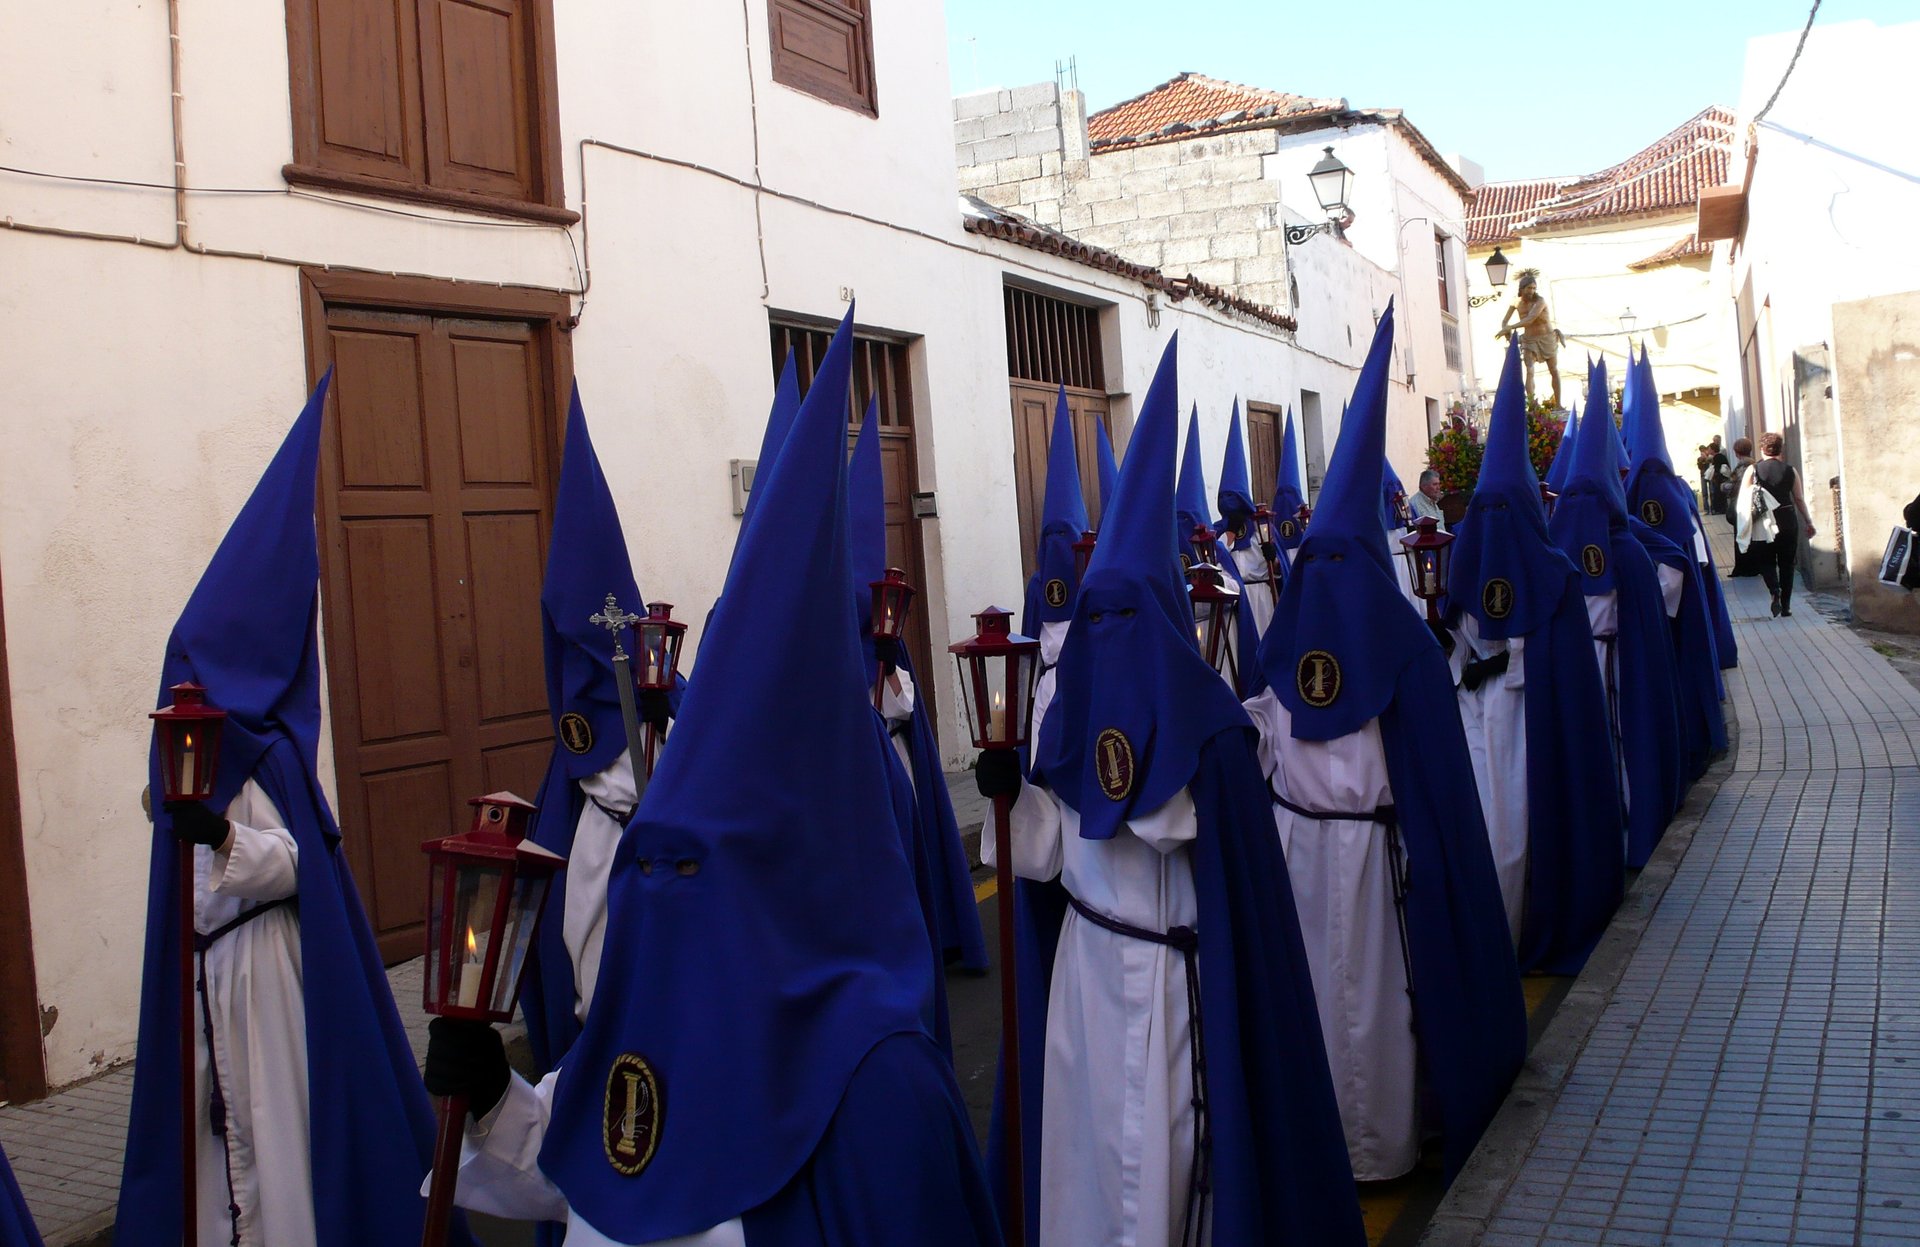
[1627,234,1712,271]
[1086,72,1345,148]
[1467,107,1735,245]
[959,196,1297,332]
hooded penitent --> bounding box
[1012,334,1364,1246]
[2,1143,43,1247]
[1257,303,1526,1181]
[1625,346,1739,672]
[1177,407,1261,693]
[119,374,460,1247]
[1094,414,1120,525]
[1545,406,1578,494]
[851,403,989,982]
[1271,407,1308,552]
[521,385,684,1077]
[539,308,998,1244]
[1216,401,1257,550]
[1024,387,1091,632]
[1548,360,1686,866]
[1444,340,1624,975]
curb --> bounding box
[1415,698,1741,1245]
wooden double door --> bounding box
[304,272,569,961]
[1010,381,1112,580]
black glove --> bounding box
[1260,541,1280,564]
[975,749,1023,800]
[872,635,900,674]
[638,688,673,733]
[424,1017,511,1120]
[165,801,230,848]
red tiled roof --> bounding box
[1467,107,1735,245]
[1627,234,1713,271]
[959,197,1297,332]
[1087,73,1345,147]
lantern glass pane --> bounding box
[487,872,551,1014]
[954,655,985,747]
[425,857,448,1009]
[450,863,505,1011]
[637,624,672,688]
[1003,650,1037,747]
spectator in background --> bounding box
[1726,437,1754,530]
[1904,492,1920,590]
[1411,468,1449,531]
[1748,432,1817,617]
[1697,445,1714,509]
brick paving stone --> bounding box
[1470,525,1920,1244]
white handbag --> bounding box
[1880,526,1916,588]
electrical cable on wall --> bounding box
[1752,0,1824,131]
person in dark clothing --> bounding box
[1904,493,1920,590]
[1750,431,1817,616]
[1728,438,1764,574]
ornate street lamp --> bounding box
[1486,246,1512,289]
[1620,307,1638,335]
[150,681,230,1247]
[1288,146,1357,245]
[868,569,916,709]
[419,793,564,1246]
[1401,516,1456,646]
[950,607,1041,1247]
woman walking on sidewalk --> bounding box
[1738,432,1817,616]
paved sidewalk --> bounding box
[1428,534,1920,1246]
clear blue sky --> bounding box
[943,0,1903,182]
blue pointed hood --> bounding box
[739,350,802,531]
[542,306,934,1241]
[1625,347,1673,473]
[849,398,886,596]
[1032,335,1249,841]
[1094,416,1120,524]
[1177,404,1215,543]
[540,385,648,780]
[1026,387,1090,624]
[1271,407,1308,549]
[1381,453,1407,532]
[1216,401,1257,547]
[1258,302,1439,741]
[1544,405,1578,492]
[1547,358,1626,593]
[1443,340,1576,638]
[158,371,332,809]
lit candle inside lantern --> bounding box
[178,730,196,798]
[456,925,482,1008]
[989,689,1006,743]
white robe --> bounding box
[563,752,640,1023]
[878,665,917,776]
[1242,689,1418,1182]
[1229,545,1277,638]
[441,1070,745,1246]
[1451,617,1528,945]
[191,781,313,1247]
[983,617,1203,1247]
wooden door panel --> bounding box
[1246,403,1281,506]
[331,328,431,488]
[308,0,425,183]
[450,331,539,484]
[481,739,550,802]
[464,512,547,723]
[359,761,457,940]
[878,434,935,688]
[1010,382,1053,578]
[418,0,534,199]
[1067,393,1111,531]
[342,517,448,741]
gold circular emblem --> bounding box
[1581,544,1607,578]
[559,712,595,755]
[1279,519,1298,541]
[1640,499,1666,526]
[604,1053,663,1176]
[1483,577,1516,620]
[1296,649,1341,709]
[1044,578,1068,608]
[1178,553,1192,572]
[1094,728,1135,801]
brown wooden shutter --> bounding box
[1246,402,1282,506]
[417,0,538,201]
[292,0,427,185]
[768,0,878,115]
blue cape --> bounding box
[1630,516,1728,783]
[1271,407,1308,551]
[1445,343,1623,974]
[521,389,685,1080]
[1010,334,1364,1245]
[541,308,991,1242]
[1260,306,1526,1175]
[1,1144,42,1247]
[119,374,463,1247]
[852,409,987,978]
[1022,386,1090,628]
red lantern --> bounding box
[869,568,916,643]
[1390,488,1413,530]
[1540,481,1558,519]
[150,682,227,803]
[950,607,1040,750]
[1188,523,1219,572]
[1249,504,1281,604]
[1400,516,1457,639]
[1072,530,1098,583]
[419,793,564,1245]
[634,602,687,692]
[1296,502,1313,531]
[1186,566,1241,687]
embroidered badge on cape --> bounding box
[1279,519,1298,541]
[1581,544,1607,578]
[604,1053,663,1176]
[559,713,595,755]
[1483,577,1516,620]
[1640,499,1666,526]
[1044,578,1069,608]
[1297,649,1341,708]
[1094,728,1135,801]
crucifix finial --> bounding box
[589,593,640,660]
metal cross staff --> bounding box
[590,593,650,801]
